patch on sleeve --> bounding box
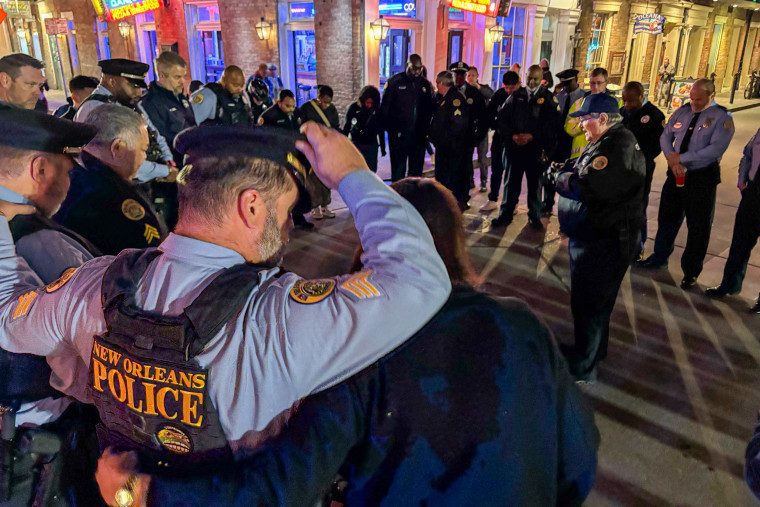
[144,224,160,244]
[193,94,204,104]
[640,115,650,124]
[45,267,78,293]
[452,99,460,107]
[121,199,146,221]
[12,290,38,319]
[591,156,608,171]
[537,97,545,104]
[289,279,336,304]
[340,271,381,300]
[257,116,265,126]
[724,119,734,130]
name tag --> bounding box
[169,107,177,112]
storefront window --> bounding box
[135,12,158,82]
[448,8,465,21]
[490,6,525,89]
[380,28,411,89]
[185,2,224,83]
[293,30,316,105]
[585,13,608,73]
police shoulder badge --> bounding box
[193,94,203,104]
[591,156,608,171]
[46,267,78,293]
[122,199,146,221]
[466,98,473,105]
[290,279,336,304]
[537,97,545,104]
[724,119,734,130]
[640,115,650,124]
[453,99,461,107]
[257,116,265,126]
[157,425,193,454]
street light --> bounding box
[118,21,131,38]
[370,15,390,41]
[488,22,504,44]
[255,17,272,40]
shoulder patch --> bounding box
[537,97,545,104]
[466,98,473,105]
[340,271,381,300]
[193,94,204,104]
[591,156,608,171]
[724,119,734,130]
[12,290,38,319]
[46,267,78,293]
[257,116,265,126]
[640,115,650,124]
[453,99,461,107]
[121,199,146,221]
[290,279,336,304]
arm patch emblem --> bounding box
[289,279,336,304]
[591,156,608,171]
[122,199,146,221]
[46,267,78,293]
[724,119,734,130]
[193,94,204,104]
[341,271,380,300]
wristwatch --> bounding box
[115,475,137,507]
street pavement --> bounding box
[280,105,760,506]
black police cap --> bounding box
[98,59,149,88]
[448,61,470,73]
[556,68,579,82]
[174,125,312,212]
[0,108,96,155]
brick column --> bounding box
[573,0,594,81]
[52,0,101,77]
[697,9,717,77]
[714,8,734,89]
[604,2,631,85]
[433,4,449,76]
[640,33,657,87]
[218,0,279,79]
[154,0,191,79]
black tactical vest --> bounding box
[205,82,250,126]
[88,249,269,473]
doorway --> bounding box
[291,30,316,106]
[448,30,463,66]
[380,28,412,88]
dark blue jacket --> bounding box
[139,82,196,165]
[148,287,599,506]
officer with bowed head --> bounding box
[0,123,452,492]
[553,93,646,383]
[450,61,487,194]
[638,78,734,290]
[190,65,252,126]
[0,53,45,110]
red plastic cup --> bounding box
[675,173,685,187]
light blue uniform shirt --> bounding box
[75,85,172,182]
[659,101,735,171]
[0,170,451,449]
[739,128,760,186]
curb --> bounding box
[728,101,760,113]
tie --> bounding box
[679,112,701,154]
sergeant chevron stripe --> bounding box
[12,290,38,319]
[341,270,380,299]
[144,224,160,243]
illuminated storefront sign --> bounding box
[91,0,163,22]
[290,2,314,19]
[378,0,416,18]
[633,13,665,34]
[447,0,498,17]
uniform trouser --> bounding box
[567,232,640,379]
[355,143,379,173]
[640,158,657,253]
[473,136,489,186]
[652,167,719,277]
[389,133,426,182]
[719,179,760,293]
[434,146,470,204]
[500,152,542,222]
[488,139,507,203]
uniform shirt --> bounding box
[53,153,168,255]
[139,82,196,165]
[621,100,665,165]
[0,170,451,448]
[739,128,760,185]
[258,104,300,131]
[660,101,735,171]
[498,85,560,159]
[75,85,172,182]
[429,87,471,151]
[190,84,251,126]
[380,71,434,138]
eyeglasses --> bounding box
[590,80,607,86]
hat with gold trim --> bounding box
[98,58,149,88]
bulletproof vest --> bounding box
[9,212,102,257]
[206,82,250,126]
[88,249,270,473]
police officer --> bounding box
[53,75,99,120]
[0,53,45,110]
[493,64,560,229]
[75,58,175,183]
[55,104,168,255]
[248,76,273,123]
[191,65,252,126]
[638,78,734,289]
[450,61,487,191]
[429,71,472,209]
[380,54,434,181]
[0,108,99,506]
[465,66,493,192]
[0,124,451,490]
[555,93,646,383]
[705,127,760,313]
[621,81,665,258]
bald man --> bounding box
[191,65,252,126]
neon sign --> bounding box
[447,0,498,17]
[290,2,315,19]
[378,0,416,18]
[91,0,163,21]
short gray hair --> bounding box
[436,71,454,87]
[84,104,145,149]
[605,112,623,126]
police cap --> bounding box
[0,108,96,155]
[98,58,149,88]
[569,93,620,118]
[556,68,579,82]
[449,61,470,73]
[175,125,312,212]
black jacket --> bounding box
[556,123,646,241]
[343,102,385,150]
[498,86,560,159]
[148,287,599,507]
[461,82,488,144]
[487,87,510,143]
[297,100,339,129]
[140,82,196,164]
[621,101,665,167]
[53,153,168,255]
[380,71,434,139]
[259,104,300,131]
[429,87,472,151]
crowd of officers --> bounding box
[0,45,758,505]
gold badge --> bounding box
[702,117,712,128]
[422,87,427,92]
[121,199,145,221]
[157,425,193,454]
[12,290,38,319]
[46,267,78,293]
[257,116,265,126]
[537,97,545,104]
[466,98,473,105]
[453,99,461,107]
[591,156,608,170]
[192,94,203,104]
[290,279,336,304]
[724,119,733,130]
[144,224,160,244]
[454,109,462,116]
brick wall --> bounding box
[50,0,101,77]
[604,3,631,85]
[640,33,657,90]
[154,0,191,80]
[714,7,734,87]
[572,0,594,82]
[218,0,279,79]
[750,29,760,73]
[314,0,356,124]
[697,9,717,77]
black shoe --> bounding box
[705,285,738,298]
[479,185,487,193]
[491,213,513,228]
[636,255,667,269]
[680,276,698,290]
[750,300,760,314]
[528,218,544,230]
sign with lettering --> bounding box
[1,1,31,16]
[378,0,416,18]
[633,13,665,34]
[91,0,163,22]
[290,2,314,19]
[44,18,70,35]
[446,0,498,17]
